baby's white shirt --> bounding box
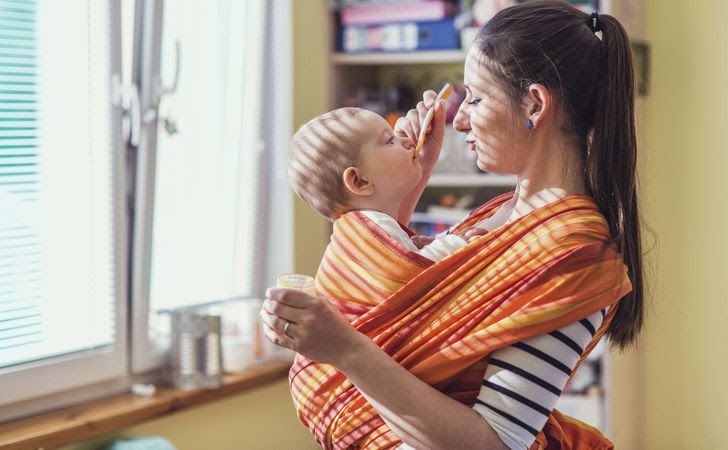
[359,210,467,262]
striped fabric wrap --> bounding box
[289,193,632,449]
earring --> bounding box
[526,118,534,129]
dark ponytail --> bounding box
[587,15,643,349]
[476,1,644,349]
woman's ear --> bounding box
[525,83,551,129]
[342,167,374,196]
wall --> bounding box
[292,0,332,276]
[642,0,728,448]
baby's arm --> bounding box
[410,235,435,249]
[416,227,487,261]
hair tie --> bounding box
[588,12,602,33]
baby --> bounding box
[288,107,485,261]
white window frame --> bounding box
[0,0,129,420]
[128,0,166,373]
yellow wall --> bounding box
[292,0,331,276]
[642,0,728,448]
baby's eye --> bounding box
[387,136,395,145]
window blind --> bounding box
[0,0,118,370]
[0,0,42,360]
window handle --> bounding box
[151,40,181,136]
[112,75,142,148]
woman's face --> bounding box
[453,47,529,174]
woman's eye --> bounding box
[468,98,482,106]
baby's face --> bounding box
[356,111,422,201]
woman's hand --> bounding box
[261,288,365,367]
[394,90,447,174]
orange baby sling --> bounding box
[289,193,630,449]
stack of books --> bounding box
[338,0,459,53]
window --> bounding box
[0,0,291,419]
[0,0,126,409]
[130,0,293,373]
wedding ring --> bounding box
[283,320,291,336]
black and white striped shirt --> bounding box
[472,308,607,449]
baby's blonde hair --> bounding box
[288,107,366,220]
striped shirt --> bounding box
[472,308,607,449]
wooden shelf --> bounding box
[331,50,467,65]
[0,359,292,450]
[427,173,517,187]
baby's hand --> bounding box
[455,226,488,243]
[410,235,435,249]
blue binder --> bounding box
[341,18,459,53]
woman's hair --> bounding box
[475,0,643,349]
[289,107,365,220]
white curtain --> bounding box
[148,0,267,312]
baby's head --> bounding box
[289,107,420,221]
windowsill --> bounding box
[0,359,292,450]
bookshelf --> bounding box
[326,2,645,447]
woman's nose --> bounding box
[453,103,471,133]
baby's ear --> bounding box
[342,167,374,196]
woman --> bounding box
[261,1,644,448]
